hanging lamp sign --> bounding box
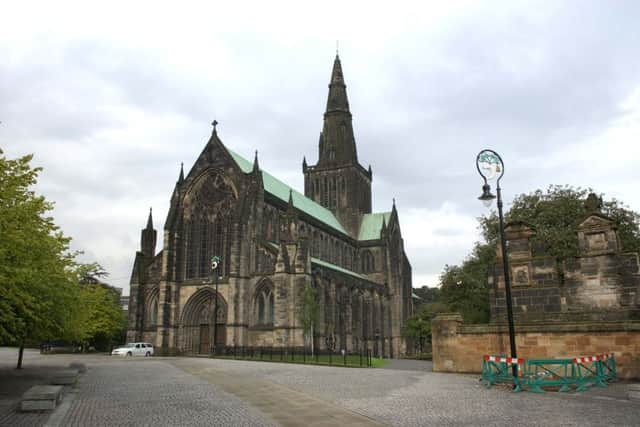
[211,255,221,271]
[476,149,503,182]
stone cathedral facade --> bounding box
[127,55,413,357]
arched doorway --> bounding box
[180,288,227,354]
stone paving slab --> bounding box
[2,348,639,427]
[57,360,277,427]
[22,385,63,401]
[172,359,381,427]
[179,358,640,427]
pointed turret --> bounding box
[178,162,184,184]
[252,150,260,173]
[287,189,295,213]
[302,156,307,172]
[141,208,157,258]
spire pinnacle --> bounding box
[287,189,295,210]
[211,119,218,135]
[252,150,260,173]
[146,207,153,230]
[302,156,308,171]
[178,162,184,184]
[326,55,349,113]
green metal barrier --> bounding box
[483,353,616,394]
[573,356,607,391]
[525,358,576,393]
[481,355,523,392]
[600,353,617,382]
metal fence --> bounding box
[202,345,373,368]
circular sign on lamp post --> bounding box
[211,256,220,271]
[476,149,504,182]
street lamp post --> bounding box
[211,256,221,355]
[476,149,518,379]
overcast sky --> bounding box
[2,1,640,295]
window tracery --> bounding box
[254,281,275,326]
[183,171,236,279]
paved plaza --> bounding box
[0,348,638,427]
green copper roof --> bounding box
[311,257,367,280]
[227,149,348,235]
[358,212,391,241]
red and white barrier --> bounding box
[573,355,602,364]
[483,355,524,366]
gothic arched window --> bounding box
[183,171,236,280]
[254,282,275,326]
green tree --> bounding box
[401,302,448,353]
[439,242,495,323]
[412,286,441,307]
[298,282,320,356]
[0,150,79,367]
[66,263,126,351]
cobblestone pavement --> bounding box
[2,348,639,427]
[171,358,640,427]
[58,359,277,427]
[0,348,277,427]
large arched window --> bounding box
[254,281,275,326]
[183,171,236,279]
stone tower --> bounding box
[303,54,372,236]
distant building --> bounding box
[127,55,413,357]
[120,295,129,318]
[80,275,122,297]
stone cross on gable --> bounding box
[211,120,218,132]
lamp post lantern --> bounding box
[211,255,221,355]
[476,149,518,378]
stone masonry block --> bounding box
[21,399,57,411]
[22,385,63,401]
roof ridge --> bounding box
[226,148,348,235]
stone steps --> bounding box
[20,385,63,412]
[50,369,79,386]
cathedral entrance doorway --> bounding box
[199,324,210,353]
[180,288,227,354]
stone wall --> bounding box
[432,313,640,380]
[490,215,640,323]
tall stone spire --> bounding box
[303,54,372,237]
[317,54,358,167]
[146,207,153,229]
[325,54,350,113]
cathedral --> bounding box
[127,55,413,357]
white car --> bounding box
[111,342,154,357]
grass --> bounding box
[212,352,389,368]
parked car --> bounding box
[111,342,154,357]
[40,341,81,354]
